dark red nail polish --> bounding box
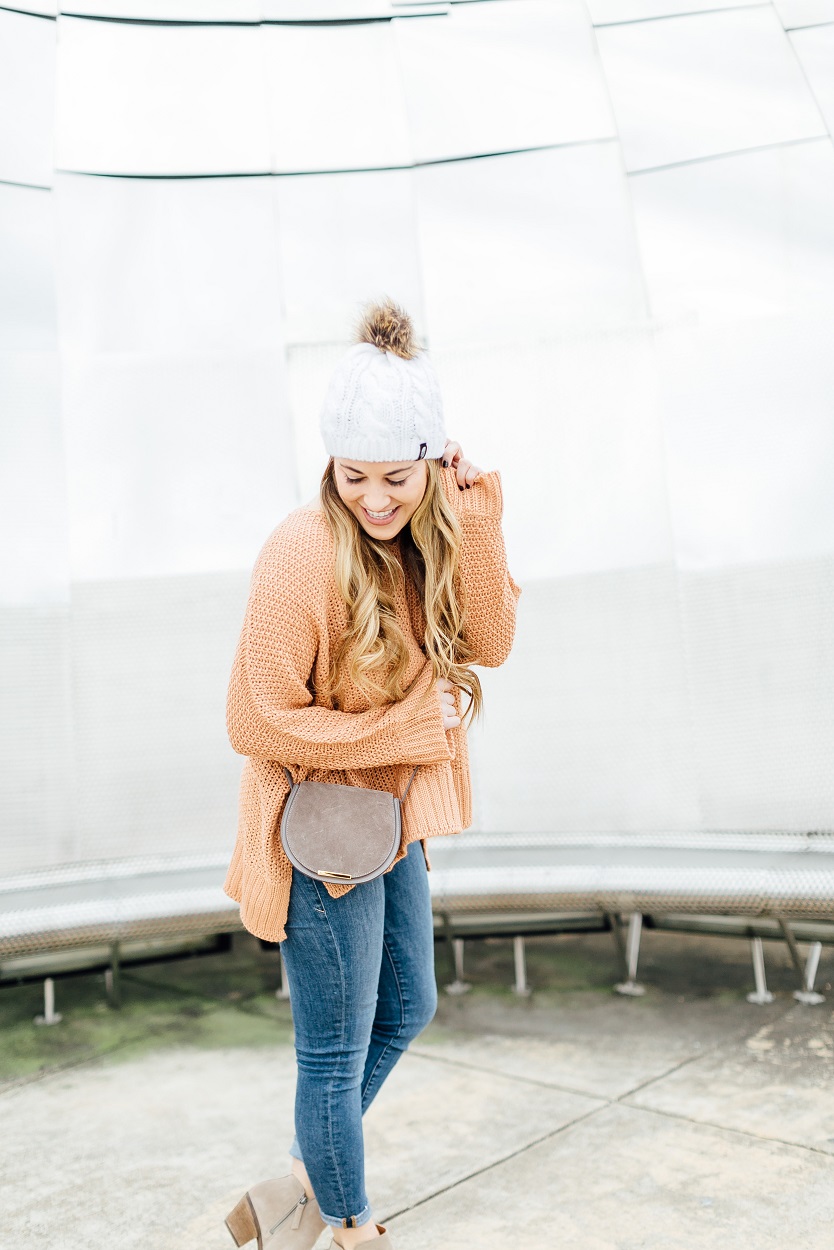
[465,483,471,489]
[442,460,449,468]
[458,484,463,490]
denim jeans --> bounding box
[280,839,438,1230]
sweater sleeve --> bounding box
[226,519,453,768]
[439,467,522,668]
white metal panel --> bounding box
[286,341,345,502]
[0,8,56,187]
[70,573,245,862]
[55,17,270,175]
[263,1,446,14]
[60,348,298,581]
[773,0,834,27]
[263,21,412,172]
[596,7,826,172]
[53,1,450,17]
[656,316,834,570]
[467,571,702,835]
[5,2,57,13]
[588,0,762,22]
[0,198,68,873]
[468,460,834,840]
[0,183,56,351]
[274,168,424,345]
[791,26,834,135]
[415,144,647,348]
[630,138,834,322]
[0,604,75,875]
[63,2,259,16]
[395,0,614,163]
[429,328,672,584]
[262,0,386,15]
[680,556,834,831]
[54,173,282,353]
[0,351,67,606]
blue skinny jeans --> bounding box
[281,839,438,1230]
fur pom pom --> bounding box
[355,298,419,360]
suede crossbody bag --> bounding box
[279,765,419,884]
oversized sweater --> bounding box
[223,467,521,942]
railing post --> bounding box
[615,912,646,996]
[445,936,472,996]
[746,937,774,1004]
[794,941,825,1006]
[512,935,532,996]
[34,977,63,1026]
[104,941,122,1009]
[276,949,291,1000]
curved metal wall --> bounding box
[2,0,834,875]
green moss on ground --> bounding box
[1,926,815,1087]
[0,935,294,1087]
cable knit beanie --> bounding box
[319,300,447,462]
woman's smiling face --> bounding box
[333,458,429,539]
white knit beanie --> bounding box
[320,301,447,462]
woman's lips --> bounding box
[361,505,400,527]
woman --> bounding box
[222,301,521,1249]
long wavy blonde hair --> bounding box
[319,298,482,724]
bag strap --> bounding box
[400,766,419,803]
[281,762,419,802]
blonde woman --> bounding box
[222,301,521,1249]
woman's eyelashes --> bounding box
[345,475,407,487]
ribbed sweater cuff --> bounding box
[225,860,290,945]
[392,687,454,764]
[439,467,504,519]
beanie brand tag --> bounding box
[418,442,427,460]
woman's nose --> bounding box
[362,490,392,510]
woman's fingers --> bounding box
[435,676,461,729]
[441,440,483,489]
[441,440,462,469]
[455,457,483,490]
[452,452,485,485]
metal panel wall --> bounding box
[2,1,833,880]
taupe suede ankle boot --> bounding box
[330,1225,393,1248]
[225,1174,326,1250]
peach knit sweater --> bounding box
[223,468,521,942]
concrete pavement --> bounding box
[1,928,832,1249]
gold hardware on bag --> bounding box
[317,869,352,879]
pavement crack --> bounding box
[380,1101,609,1225]
[620,1099,834,1159]
[410,1000,795,1108]
[386,1022,832,1227]
[610,999,796,1102]
[407,1046,608,1103]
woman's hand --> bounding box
[441,440,483,491]
[435,677,461,731]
